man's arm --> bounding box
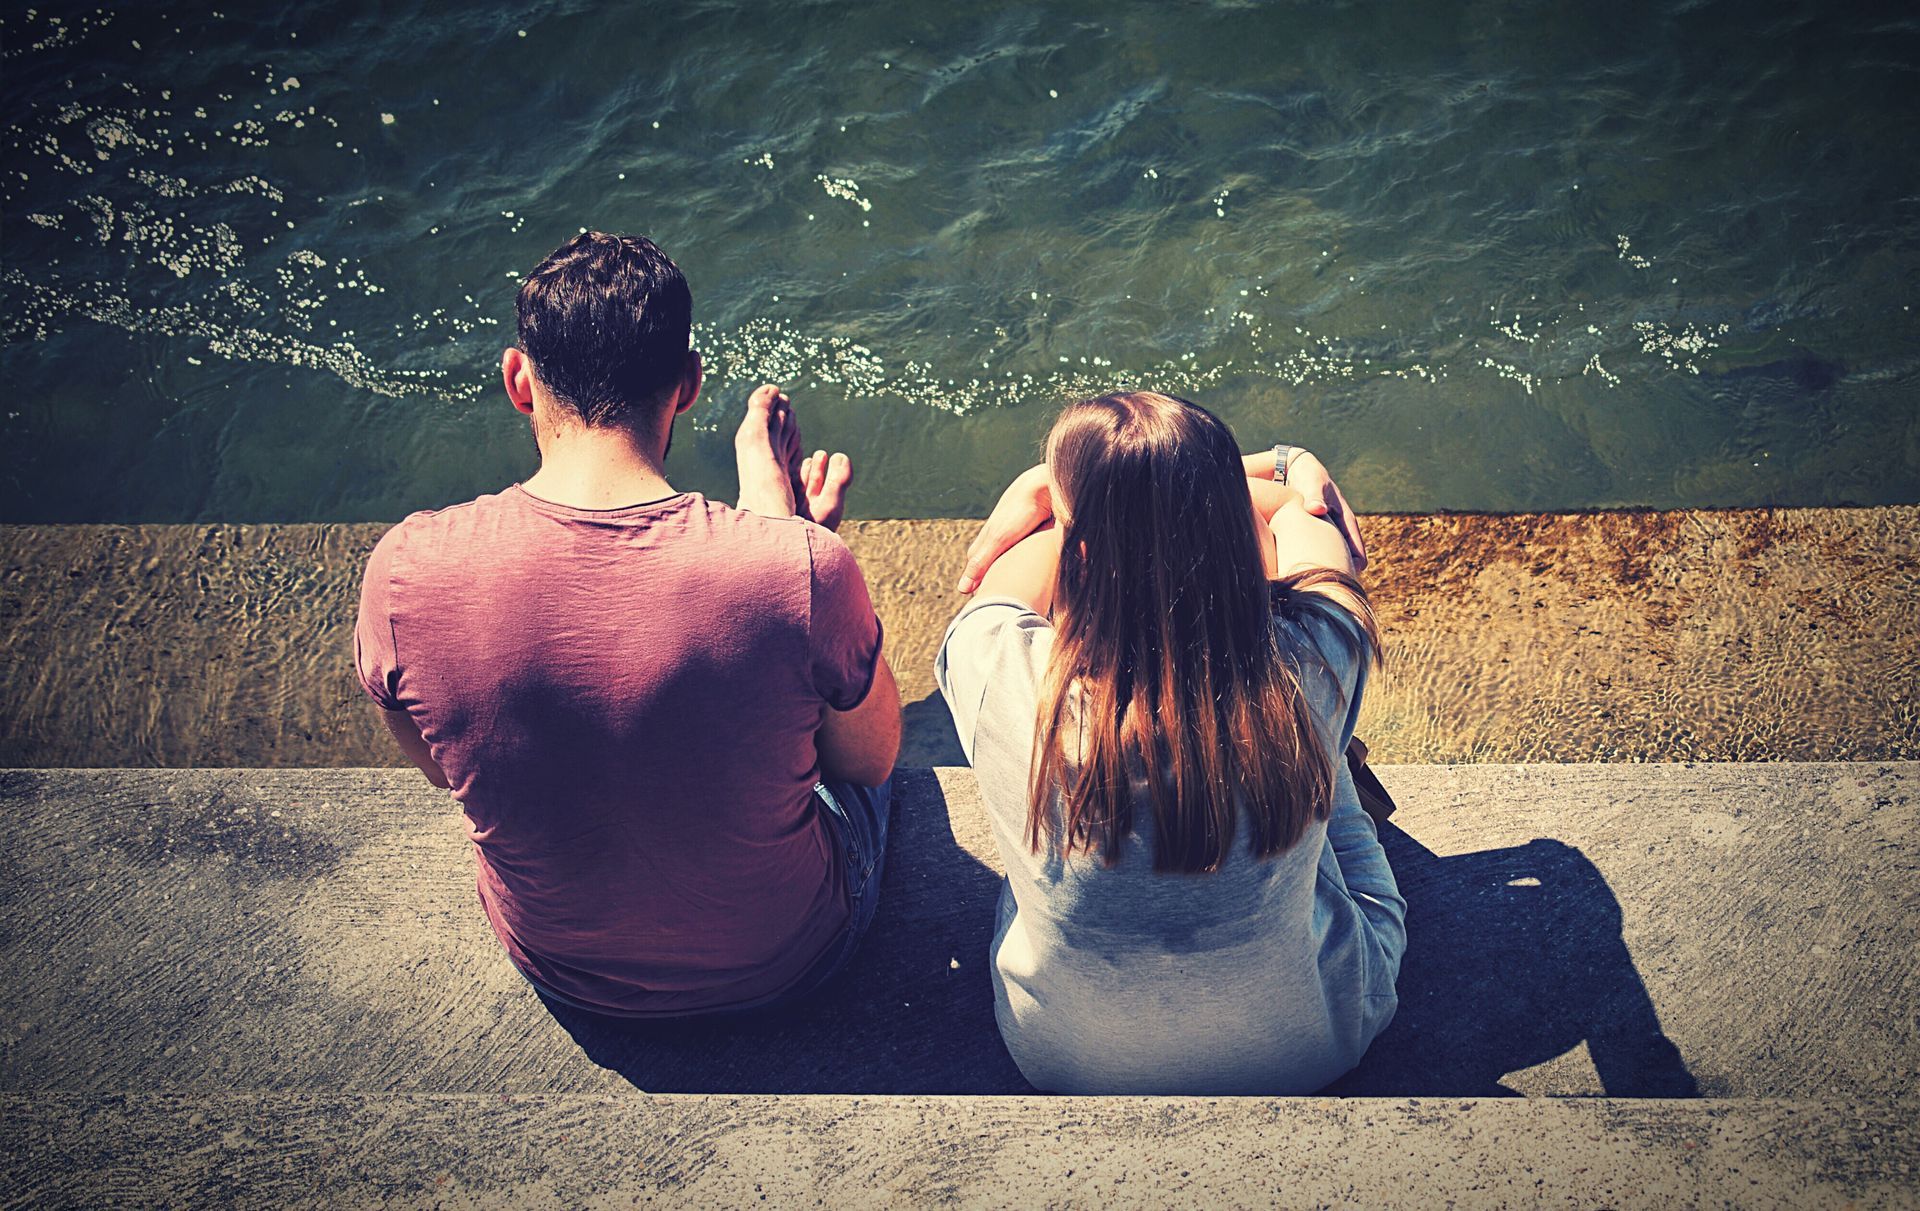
[377,706,450,789]
[816,653,901,787]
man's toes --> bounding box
[779,403,804,467]
[804,452,853,531]
[736,385,782,449]
[823,452,853,491]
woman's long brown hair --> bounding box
[1029,392,1381,873]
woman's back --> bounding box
[938,596,1406,1095]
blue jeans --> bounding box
[767,776,895,1006]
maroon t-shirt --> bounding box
[353,486,882,1016]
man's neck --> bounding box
[521,424,676,510]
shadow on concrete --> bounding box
[898,691,967,767]
[542,779,1694,1097]
[538,769,1034,1094]
[1328,825,1699,1097]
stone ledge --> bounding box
[0,764,1912,1101]
[4,508,1916,767]
[3,1093,1913,1209]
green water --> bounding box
[3,0,1916,521]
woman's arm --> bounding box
[1247,476,1299,527]
[1245,447,1369,570]
[1326,758,1408,977]
[1269,495,1366,617]
[958,448,1368,593]
[1246,478,1296,579]
[956,464,1053,594]
[1271,494,1356,575]
[973,522,1063,618]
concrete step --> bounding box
[0,763,1912,1101]
[4,1092,1913,1209]
[3,763,1914,1206]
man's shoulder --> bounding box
[369,491,842,591]
[382,496,487,537]
[690,507,878,632]
[367,493,499,565]
[695,499,847,566]
[367,490,580,603]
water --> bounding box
[3,0,1916,522]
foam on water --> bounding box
[0,14,497,402]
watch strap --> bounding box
[1272,443,1300,485]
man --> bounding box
[355,232,901,1018]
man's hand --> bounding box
[378,706,450,790]
[1284,450,1369,572]
[956,464,1051,594]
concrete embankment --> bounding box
[6,763,1912,1100]
[2,506,1917,768]
[0,762,1913,1205]
[3,508,1916,1206]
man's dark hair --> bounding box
[515,232,693,427]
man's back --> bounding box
[355,484,883,1016]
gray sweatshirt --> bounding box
[935,596,1406,1095]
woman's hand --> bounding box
[956,464,1051,593]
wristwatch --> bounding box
[1271,443,1301,486]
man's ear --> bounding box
[673,349,703,415]
[502,348,536,415]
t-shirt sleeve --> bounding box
[806,525,884,712]
[353,526,405,711]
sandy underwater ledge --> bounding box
[0,507,1915,769]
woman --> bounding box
[935,391,1405,1095]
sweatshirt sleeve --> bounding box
[934,596,1052,765]
[1289,606,1408,982]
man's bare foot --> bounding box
[797,447,854,532]
[735,384,799,517]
